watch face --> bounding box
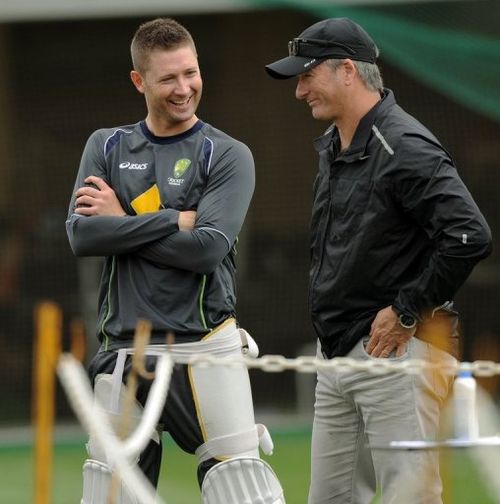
[400,314,416,328]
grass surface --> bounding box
[0,428,497,503]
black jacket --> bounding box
[310,89,492,358]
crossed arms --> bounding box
[66,136,255,275]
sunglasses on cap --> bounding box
[288,38,356,58]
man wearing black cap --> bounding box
[266,17,492,504]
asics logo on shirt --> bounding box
[119,161,149,170]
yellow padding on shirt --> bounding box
[131,184,161,214]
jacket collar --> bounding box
[313,88,395,161]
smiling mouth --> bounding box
[170,96,192,107]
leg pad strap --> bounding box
[196,423,274,463]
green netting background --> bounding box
[248,0,500,122]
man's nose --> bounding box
[295,77,307,100]
[175,77,191,95]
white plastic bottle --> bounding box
[453,370,479,440]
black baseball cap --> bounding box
[265,17,378,79]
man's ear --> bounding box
[342,59,357,86]
[130,70,145,94]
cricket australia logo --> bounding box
[168,158,191,186]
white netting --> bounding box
[171,353,500,377]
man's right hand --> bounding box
[75,176,126,216]
[178,210,196,231]
[366,305,415,358]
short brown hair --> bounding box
[131,18,196,73]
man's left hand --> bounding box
[365,306,416,358]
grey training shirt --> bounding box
[66,120,255,350]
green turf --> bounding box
[0,429,496,503]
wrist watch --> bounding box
[398,313,417,330]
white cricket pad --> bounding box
[187,323,261,462]
[81,459,139,504]
[87,373,159,462]
[82,374,161,503]
[201,457,286,504]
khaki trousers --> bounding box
[308,337,455,504]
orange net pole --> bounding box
[70,317,86,363]
[33,301,62,504]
